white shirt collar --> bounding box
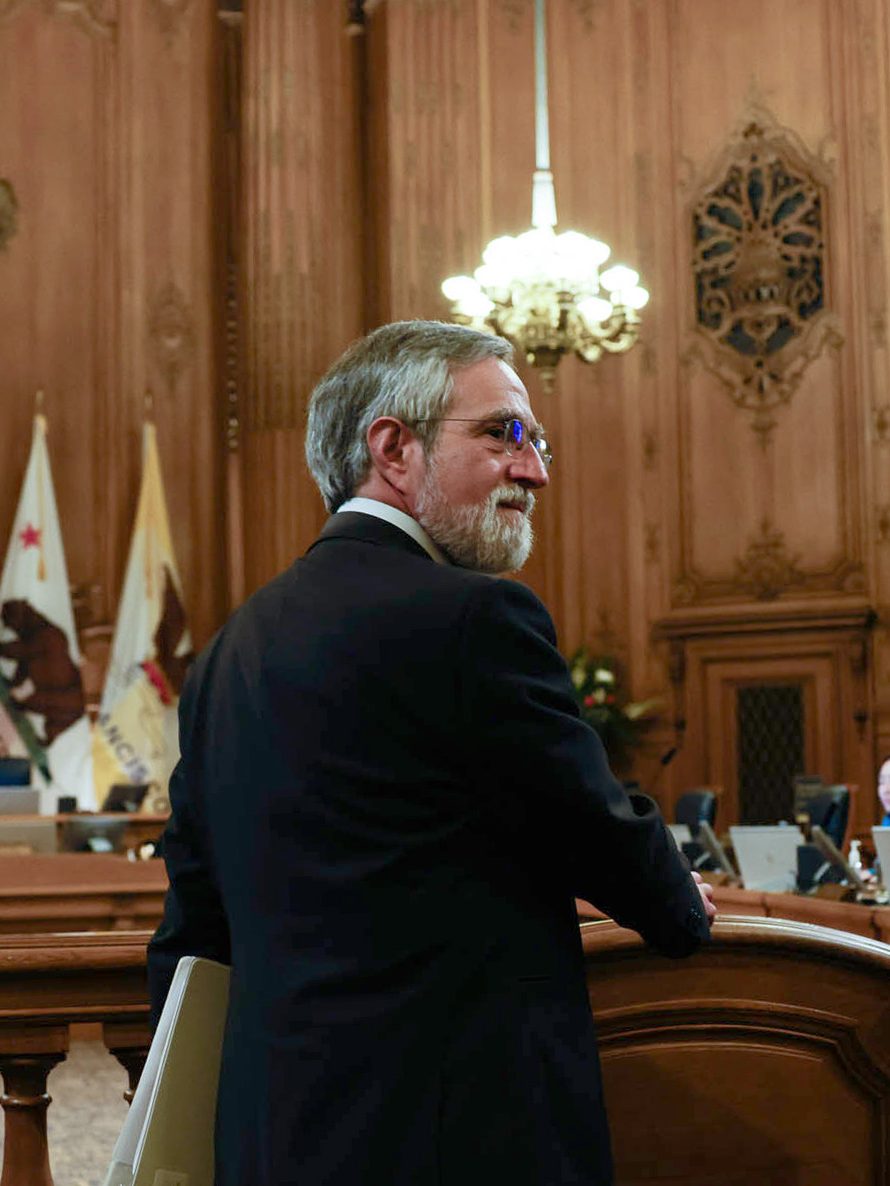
[336,497,449,565]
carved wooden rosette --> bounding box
[688,105,843,443]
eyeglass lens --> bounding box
[505,419,552,466]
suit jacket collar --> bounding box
[309,512,435,563]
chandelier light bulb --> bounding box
[623,285,650,311]
[456,291,496,319]
[600,265,640,294]
[578,297,614,327]
[441,275,481,303]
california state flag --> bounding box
[0,415,94,806]
[93,423,193,806]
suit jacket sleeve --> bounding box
[146,668,231,1029]
[459,576,709,957]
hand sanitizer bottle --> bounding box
[848,839,863,876]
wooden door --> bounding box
[705,656,836,823]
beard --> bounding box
[415,463,536,574]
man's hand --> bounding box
[691,871,717,925]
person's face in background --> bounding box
[878,758,890,815]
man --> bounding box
[148,320,715,1186]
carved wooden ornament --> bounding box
[689,106,843,442]
[148,282,195,394]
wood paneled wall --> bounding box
[0,0,225,649]
[5,0,890,829]
[237,0,364,594]
[358,0,890,828]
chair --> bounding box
[674,789,717,839]
[792,773,824,818]
[804,785,851,851]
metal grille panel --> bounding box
[736,684,804,823]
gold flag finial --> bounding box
[35,389,44,412]
[144,389,154,419]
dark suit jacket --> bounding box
[148,512,708,1186]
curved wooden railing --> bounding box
[583,915,890,1186]
[0,930,152,1186]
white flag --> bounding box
[94,423,193,806]
[0,415,94,807]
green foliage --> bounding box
[567,648,661,767]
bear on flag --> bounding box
[93,423,194,807]
[0,415,94,806]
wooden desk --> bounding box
[0,813,169,855]
[0,854,167,933]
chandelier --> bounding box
[441,0,649,390]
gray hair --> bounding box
[305,320,514,511]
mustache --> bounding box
[492,485,536,515]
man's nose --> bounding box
[507,444,550,488]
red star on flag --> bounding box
[18,522,41,549]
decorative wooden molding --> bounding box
[652,601,877,643]
[685,102,844,443]
[148,281,195,395]
[0,0,116,36]
[591,605,620,655]
[733,517,803,600]
[217,9,242,453]
[673,552,866,607]
[874,403,890,442]
[151,0,190,42]
[345,0,366,34]
[643,523,660,564]
[497,0,531,33]
[0,180,17,252]
[666,639,685,686]
[865,209,887,347]
[569,0,602,31]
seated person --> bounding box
[880,756,890,826]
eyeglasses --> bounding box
[411,417,553,467]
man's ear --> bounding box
[366,417,422,492]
